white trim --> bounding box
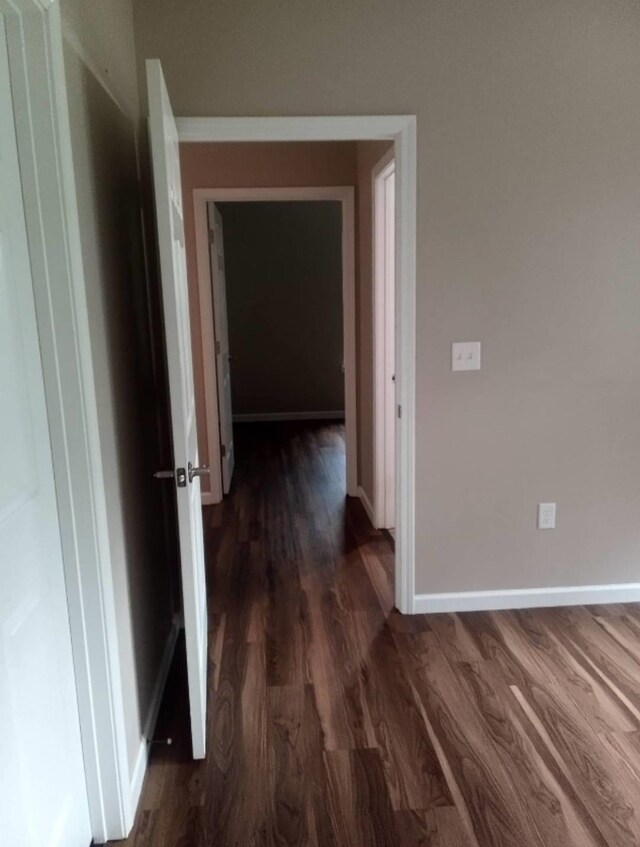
[372,148,396,530]
[177,115,414,143]
[372,147,396,177]
[413,583,640,615]
[177,115,417,614]
[394,117,417,616]
[233,411,345,422]
[129,741,149,823]
[358,486,376,528]
[129,614,180,813]
[196,186,352,203]
[3,1,132,841]
[193,185,359,499]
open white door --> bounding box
[383,167,396,527]
[0,19,91,845]
[373,153,396,530]
[147,59,208,758]
[207,203,235,493]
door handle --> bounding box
[154,467,187,487]
[188,462,210,483]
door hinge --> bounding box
[220,444,227,458]
[397,404,402,419]
[208,229,215,244]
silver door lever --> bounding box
[188,462,210,483]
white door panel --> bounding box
[384,170,396,527]
[0,17,91,847]
[146,59,208,758]
[374,156,396,531]
[207,204,235,493]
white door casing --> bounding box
[146,58,208,758]
[0,16,92,845]
[207,204,235,494]
[179,119,415,614]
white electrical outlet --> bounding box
[537,502,556,530]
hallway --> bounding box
[120,422,640,847]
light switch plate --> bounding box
[452,341,481,371]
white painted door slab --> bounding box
[0,18,91,846]
[384,168,396,527]
[374,154,396,530]
[147,59,208,758]
[207,204,235,493]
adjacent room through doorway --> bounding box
[181,140,401,551]
[205,198,348,495]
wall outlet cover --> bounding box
[537,502,556,530]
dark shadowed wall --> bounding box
[218,201,344,417]
[61,0,175,778]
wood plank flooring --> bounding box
[116,421,640,846]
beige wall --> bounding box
[61,0,139,120]
[179,142,360,495]
[136,0,640,596]
[218,201,345,416]
[61,0,175,777]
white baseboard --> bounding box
[233,410,345,422]
[129,740,148,820]
[413,582,640,614]
[129,614,180,813]
[357,485,377,528]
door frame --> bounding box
[193,185,357,503]
[1,0,132,841]
[372,148,396,530]
[178,116,417,614]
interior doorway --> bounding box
[194,187,357,503]
[178,117,417,616]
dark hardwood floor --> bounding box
[118,421,640,846]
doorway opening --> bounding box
[193,186,357,503]
[208,199,348,495]
[124,132,408,846]
[178,119,417,616]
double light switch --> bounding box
[452,341,481,371]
